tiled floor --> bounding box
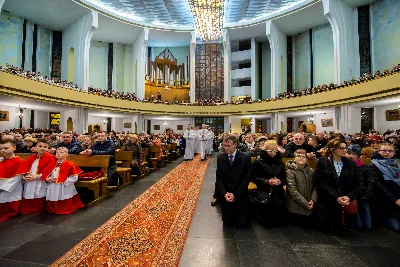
[0,159,183,267]
[1,155,399,267]
[179,155,400,267]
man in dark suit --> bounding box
[216,134,252,227]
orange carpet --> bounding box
[51,156,209,267]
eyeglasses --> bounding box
[338,147,347,150]
[266,149,279,153]
[295,155,307,159]
[380,150,395,153]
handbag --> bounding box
[338,187,358,225]
[253,187,273,204]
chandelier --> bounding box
[189,0,224,42]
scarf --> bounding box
[372,159,400,185]
[355,158,363,167]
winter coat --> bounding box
[285,142,313,158]
[250,151,286,204]
[313,156,363,232]
[368,153,400,221]
[285,161,317,216]
[53,138,82,154]
[357,164,374,204]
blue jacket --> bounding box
[91,140,116,167]
[53,138,82,154]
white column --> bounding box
[132,28,149,99]
[36,26,41,73]
[62,11,98,90]
[250,117,256,133]
[336,106,362,134]
[137,114,143,133]
[77,108,89,134]
[223,30,231,102]
[322,0,357,84]
[251,38,259,100]
[190,31,196,103]
[266,21,287,98]
[0,0,5,11]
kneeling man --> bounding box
[216,134,251,227]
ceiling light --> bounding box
[189,0,224,42]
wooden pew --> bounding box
[171,143,178,159]
[161,144,169,165]
[15,153,110,206]
[115,151,133,186]
[150,146,161,169]
[141,148,150,176]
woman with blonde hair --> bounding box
[250,140,287,227]
[313,137,362,232]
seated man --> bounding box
[216,134,252,227]
[44,147,85,214]
[51,132,82,155]
[81,131,117,186]
[285,133,315,159]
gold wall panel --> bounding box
[0,72,399,116]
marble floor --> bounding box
[0,155,399,267]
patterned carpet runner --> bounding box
[51,156,209,267]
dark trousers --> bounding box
[288,212,314,228]
[221,198,249,227]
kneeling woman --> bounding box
[250,140,286,227]
[285,149,317,228]
[313,137,362,232]
[369,143,400,231]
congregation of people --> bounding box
[2,62,399,105]
[212,128,400,234]
[1,125,400,234]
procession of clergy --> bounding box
[183,123,215,161]
[0,138,85,221]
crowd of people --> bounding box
[1,126,400,233]
[2,63,399,106]
[211,128,400,233]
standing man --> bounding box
[198,124,209,161]
[207,127,214,158]
[216,134,251,227]
[183,124,196,161]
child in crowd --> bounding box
[44,147,85,214]
[20,139,56,214]
[0,140,27,221]
[285,149,317,228]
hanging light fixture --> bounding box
[102,119,108,124]
[189,0,225,42]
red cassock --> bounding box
[20,152,56,214]
[0,156,28,221]
[44,160,85,215]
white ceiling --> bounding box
[92,14,142,44]
[80,0,194,29]
[349,97,400,108]
[148,29,191,47]
[225,0,306,25]
[2,0,89,31]
[0,95,74,112]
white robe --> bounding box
[198,129,209,159]
[207,131,214,155]
[23,158,47,199]
[0,175,23,204]
[46,167,79,202]
[183,129,196,160]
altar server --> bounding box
[207,128,214,157]
[198,124,209,161]
[183,124,196,160]
[44,147,85,214]
[0,140,27,221]
[20,139,56,214]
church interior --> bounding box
[0,0,400,266]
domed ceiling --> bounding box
[80,0,307,29]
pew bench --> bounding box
[115,150,133,186]
[15,153,110,206]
